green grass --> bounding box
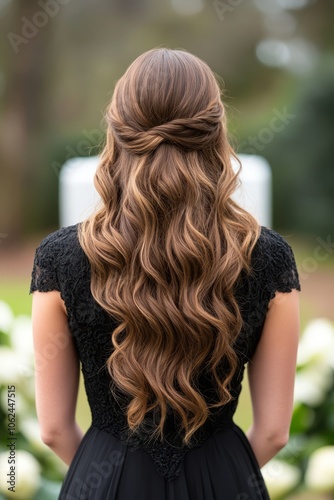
[0,279,32,316]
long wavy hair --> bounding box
[78,48,260,445]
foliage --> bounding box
[263,318,334,498]
[0,301,64,499]
[259,64,334,238]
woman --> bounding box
[30,48,300,499]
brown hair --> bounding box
[78,48,260,445]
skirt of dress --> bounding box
[58,423,270,500]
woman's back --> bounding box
[30,221,300,498]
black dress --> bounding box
[29,223,301,500]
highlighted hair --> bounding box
[78,48,260,445]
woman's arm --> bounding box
[246,289,300,468]
[31,290,84,465]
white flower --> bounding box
[261,459,301,499]
[10,315,34,357]
[0,450,41,499]
[0,300,14,334]
[305,446,334,492]
[294,363,333,406]
[0,347,27,385]
[297,318,334,368]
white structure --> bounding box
[231,154,272,227]
[59,156,101,228]
[59,154,272,228]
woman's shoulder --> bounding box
[251,225,301,294]
[31,223,82,277]
[253,226,297,262]
[35,223,80,251]
[29,223,85,295]
[256,225,292,249]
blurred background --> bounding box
[0,0,334,498]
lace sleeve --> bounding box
[29,232,61,293]
[260,227,301,302]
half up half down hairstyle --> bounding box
[78,47,261,445]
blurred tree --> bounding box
[0,0,53,241]
[263,64,334,237]
[0,0,333,237]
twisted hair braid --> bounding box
[108,100,223,154]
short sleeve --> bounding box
[258,226,301,302]
[29,233,61,294]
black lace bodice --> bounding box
[29,223,301,481]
